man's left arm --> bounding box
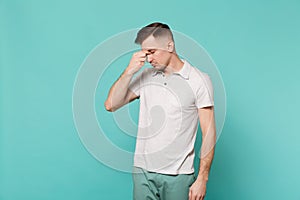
[189,106,216,200]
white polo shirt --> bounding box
[129,59,214,175]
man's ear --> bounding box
[167,41,175,52]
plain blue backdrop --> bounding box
[1,0,300,199]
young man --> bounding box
[105,22,216,200]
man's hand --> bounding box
[125,51,147,75]
[189,179,207,200]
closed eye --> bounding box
[149,49,156,54]
[143,49,156,55]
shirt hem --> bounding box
[133,164,195,175]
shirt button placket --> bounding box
[163,74,167,86]
[162,74,167,94]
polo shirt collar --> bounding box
[152,59,190,79]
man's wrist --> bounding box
[196,174,209,183]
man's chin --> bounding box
[152,64,164,70]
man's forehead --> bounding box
[141,35,166,50]
[141,43,160,51]
[141,43,166,51]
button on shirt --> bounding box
[128,59,214,175]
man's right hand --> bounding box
[124,51,147,75]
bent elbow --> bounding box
[104,100,116,112]
[105,106,114,112]
[104,101,113,112]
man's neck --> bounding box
[164,54,184,76]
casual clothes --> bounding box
[132,166,195,200]
[129,59,214,175]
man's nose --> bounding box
[147,55,153,63]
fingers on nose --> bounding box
[139,57,146,62]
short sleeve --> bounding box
[195,73,214,108]
[128,71,143,97]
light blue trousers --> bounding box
[132,166,196,200]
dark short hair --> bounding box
[134,22,174,45]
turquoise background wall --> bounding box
[1,0,300,199]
